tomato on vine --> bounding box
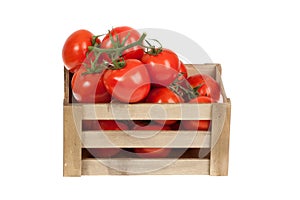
[141,47,180,87]
[178,61,188,81]
[187,74,221,101]
[71,66,111,103]
[103,59,151,103]
[101,26,144,60]
[62,29,100,73]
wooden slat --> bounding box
[82,158,210,175]
[82,103,212,120]
[63,105,82,176]
[215,65,228,102]
[186,64,217,78]
[210,99,231,176]
[82,130,211,148]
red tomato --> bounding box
[141,48,180,87]
[187,74,221,101]
[87,148,120,158]
[133,124,171,130]
[182,96,215,131]
[101,26,144,60]
[146,87,183,125]
[103,59,151,103]
[178,61,188,81]
[134,148,171,158]
[169,121,181,130]
[98,120,128,130]
[146,87,183,103]
[62,29,100,73]
[71,67,111,103]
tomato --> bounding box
[62,29,100,73]
[178,61,188,81]
[103,59,151,103]
[134,148,171,158]
[98,120,128,130]
[87,148,120,158]
[101,26,144,60]
[71,66,111,103]
[182,96,215,131]
[187,74,221,101]
[169,121,181,130]
[141,48,180,87]
[146,87,183,103]
[133,124,171,130]
[146,87,183,125]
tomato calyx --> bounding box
[144,39,163,56]
[107,58,127,70]
[91,34,103,47]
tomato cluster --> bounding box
[62,26,221,158]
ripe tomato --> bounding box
[141,48,180,87]
[98,120,128,130]
[146,87,183,125]
[178,61,188,81]
[182,96,215,131]
[187,74,221,101]
[101,26,144,60]
[62,29,100,73]
[146,87,183,103]
[71,67,111,103]
[133,124,171,130]
[134,148,171,158]
[103,59,151,103]
[87,148,120,158]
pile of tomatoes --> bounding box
[62,26,221,158]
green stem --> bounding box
[88,32,147,55]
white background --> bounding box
[1,0,300,199]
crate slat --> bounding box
[82,130,211,148]
[82,158,210,175]
[82,103,212,120]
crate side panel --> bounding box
[63,105,82,176]
[210,100,231,176]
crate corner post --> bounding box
[63,105,82,177]
[210,99,231,176]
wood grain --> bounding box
[63,105,82,176]
[82,130,211,148]
[210,99,231,176]
[81,103,212,120]
[82,158,210,175]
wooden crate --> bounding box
[63,63,231,176]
